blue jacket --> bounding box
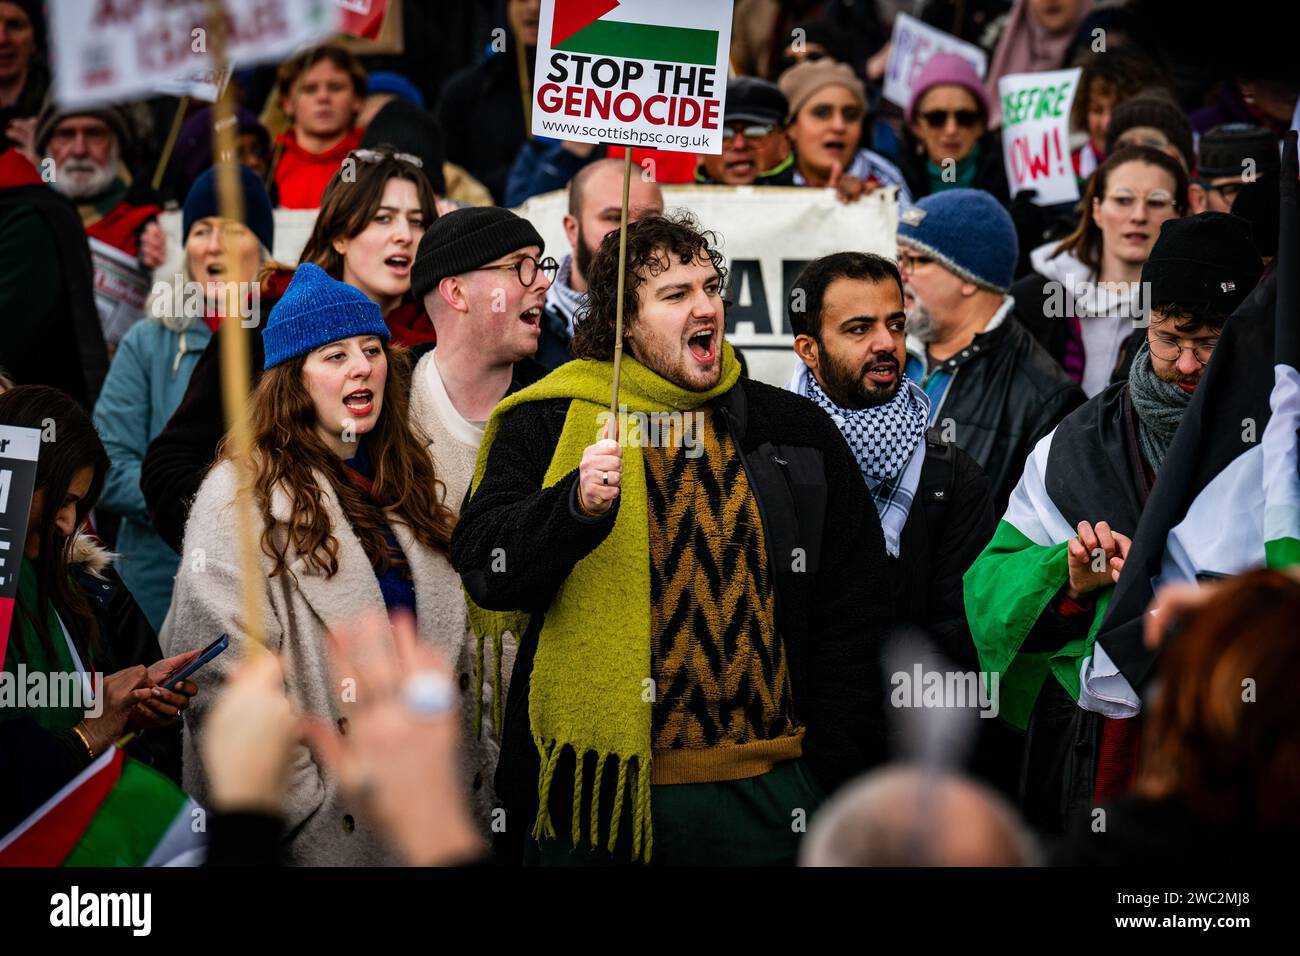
[93,315,212,632]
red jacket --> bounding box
[272,128,363,209]
[85,200,161,257]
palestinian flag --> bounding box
[551,0,720,66]
[1094,131,1299,696]
[0,746,205,867]
[963,384,1146,731]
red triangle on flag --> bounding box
[552,0,621,47]
[0,747,124,867]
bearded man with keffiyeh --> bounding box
[450,215,892,866]
[786,252,997,680]
[964,212,1264,836]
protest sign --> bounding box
[337,0,388,40]
[998,67,1083,206]
[48,0,341,109]
[882,13,987,110]
[531,0,734,154]
[88,239,153,352]
[0,426,41,664]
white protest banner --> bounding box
[515,185,899,386]
[531,0,733,154]
[998,67,1082,206]
[156,185,897,387]
[88,238,153,351]
[882,13,987,110]
[49,0,341,110]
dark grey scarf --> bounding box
[1128,341,1192,472]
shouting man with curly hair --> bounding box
[451,213,892,866]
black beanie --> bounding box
[1106,91,1195,171]
[1196,123,1280,179]
[411,206,544,300]
[360,99,447,195]
[1231,174,1280,259]
[1142,212,1263,316]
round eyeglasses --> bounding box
[476,254,559,287]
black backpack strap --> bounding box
[919,427,958,552]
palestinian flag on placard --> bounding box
[551,0,719,66]
[1094,132,1299,696]
[963,383,1148,731]
[0,746,205,867]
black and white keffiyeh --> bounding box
[804,371,929,556]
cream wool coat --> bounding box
[161,457,471,866]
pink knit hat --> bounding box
[906,52,991,124]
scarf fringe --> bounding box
[472,629,507,740]
[529,738,653,863]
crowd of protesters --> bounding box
[1,0,1298,868]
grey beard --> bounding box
[904,288,939,344]
[52,160,118,201]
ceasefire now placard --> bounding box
[531,0,734,154]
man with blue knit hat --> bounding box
[964,211,1264,835]
[898,188,1084,514]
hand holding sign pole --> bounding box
[532,0,732,423]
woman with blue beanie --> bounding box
[93,164,274,632]
[160,264,474,865]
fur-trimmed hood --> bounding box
[68,533,116,578]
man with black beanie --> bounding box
[406,207,551,832]
[1190,124,1281,215]
[408,205,551,507]
[965,212,1264,835]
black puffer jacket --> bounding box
[451,376,893,862]
[908,309,1085,516]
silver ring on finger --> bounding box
[602,470,609,486]
[403,670,456,719]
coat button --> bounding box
[342,814,355,833]
[459,673,470,692]
[337,717,348,735]
[473,772,483,791]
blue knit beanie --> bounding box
[896,188,1018,293]
[366,70,425,109]
[182,164,275,253]
[262,263,390,369]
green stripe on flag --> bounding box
[964,520,1112,731]
[63,757,188,866]
[1266,535,1300,569]
[556,20,718,66]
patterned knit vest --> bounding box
[642,406,803,785]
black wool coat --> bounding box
[451,376,894,861]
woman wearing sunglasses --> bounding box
[1011,145,1189,397]
[899,53,1009,205]
[777,59,911,203]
